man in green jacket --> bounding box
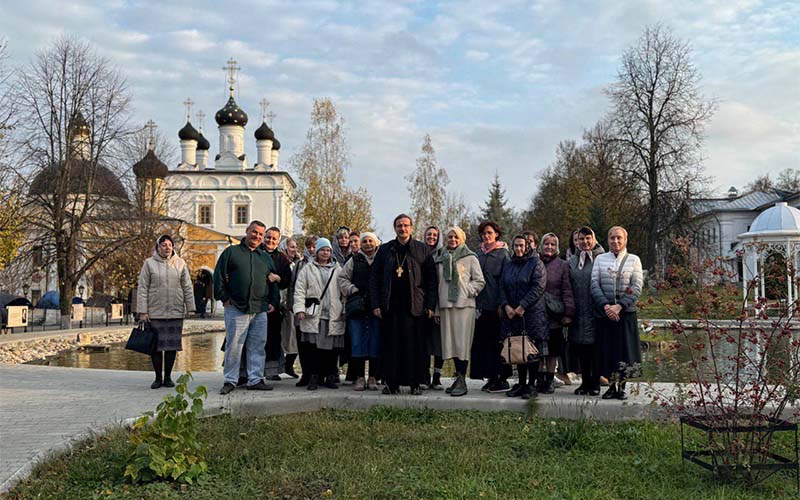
[215,220,281,395]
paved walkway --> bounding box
[0,363,674,493]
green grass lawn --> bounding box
[5,408,795,500]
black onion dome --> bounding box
[178,121,200,141]
[132,149,168,179]
[271,137,281,151]
[197,132,210,151]
[254,122,274,141]
[29,160,128,199]
[215,96,248,127]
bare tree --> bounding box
[291,97,373,236]
[10,36,135,324]
[606,24,715,270]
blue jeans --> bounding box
[348,316,380,358]
[223,306,267,386]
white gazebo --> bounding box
[738,202,800,305]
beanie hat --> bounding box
[315,238,332,253]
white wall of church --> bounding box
[166,173,294,237]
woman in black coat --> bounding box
[498,235,547,399]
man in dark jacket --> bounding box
[370,214,437,395]
[214,221,280,395]
[262,226,293,380]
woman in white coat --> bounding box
[434,227,485,397]
[293,238,345,391]
[136,235,195,389]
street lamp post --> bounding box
[21,283,30,333]
[78,285,85,328]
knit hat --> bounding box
[315,238,332,253]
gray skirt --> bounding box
[151,318,184,352]
[300,319,345,350]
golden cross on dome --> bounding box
[222,58,240,96]
[144,119,157,150]
[195,110,206,130]
[259,98,269,122]
[182,98,194,121]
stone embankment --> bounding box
[0,320,224,365]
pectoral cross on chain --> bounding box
[396,266,404,278]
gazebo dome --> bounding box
[749,202,800,234]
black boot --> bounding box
[602,383,617,399]
[307,375,319,391]
[450,374,468,397]
[542,373,555,394]
[615,381,628,400]
[284,354,299,378]
[430,372,443,391]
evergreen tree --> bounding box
[479,173,516,239]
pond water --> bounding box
[26,330,794,384]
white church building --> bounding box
[165,60,295,238]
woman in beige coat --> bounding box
[136,235,195,389]
[434,227,485,397]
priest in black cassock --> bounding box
[370,214,438,395]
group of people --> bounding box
[134,214,644,401]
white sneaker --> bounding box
[553,375,565,387]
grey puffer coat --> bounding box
[567,247,604,345]
[475,244,510,312]
[136,251,195,319]
[498,253,548,341]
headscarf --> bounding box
[424,225,442,250]
[434,226,475,303]
[359,231,381,264]
[154,234,176,258]
[539,232,559,263]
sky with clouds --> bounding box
[1,0,798,235]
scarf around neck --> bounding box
[435,244,475,303]
[479,240,507,254]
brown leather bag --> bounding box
[500,335,539,365]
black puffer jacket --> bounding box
[476,245,510,313]
[498,252,548,341]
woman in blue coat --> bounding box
[499,235,548,399]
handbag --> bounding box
[544,292,564,316]
[500,318,540,365]
[345,294,366,319]
[125,321,156,354]
[304,267,336,317]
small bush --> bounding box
[123,372,208,484]
[546,414,593,451]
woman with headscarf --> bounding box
[568,226,605,395]
[290,235,317,387]
[331,226,353,266]
[136,234,195,389]
[591,226,643,400]
[499,235,547,399]
[293,238,346,391]
[470,221,512,393]
[538,233,575,393]
[338,232,382,391]
[433,227,485,397]
[278,237,300,378]
[422,225,445,389]
[565,230,580,260]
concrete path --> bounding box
[0,363,671,494]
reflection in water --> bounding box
[29,332,227,372]
[26,329,793,384]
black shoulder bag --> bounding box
[305,268,336,317]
